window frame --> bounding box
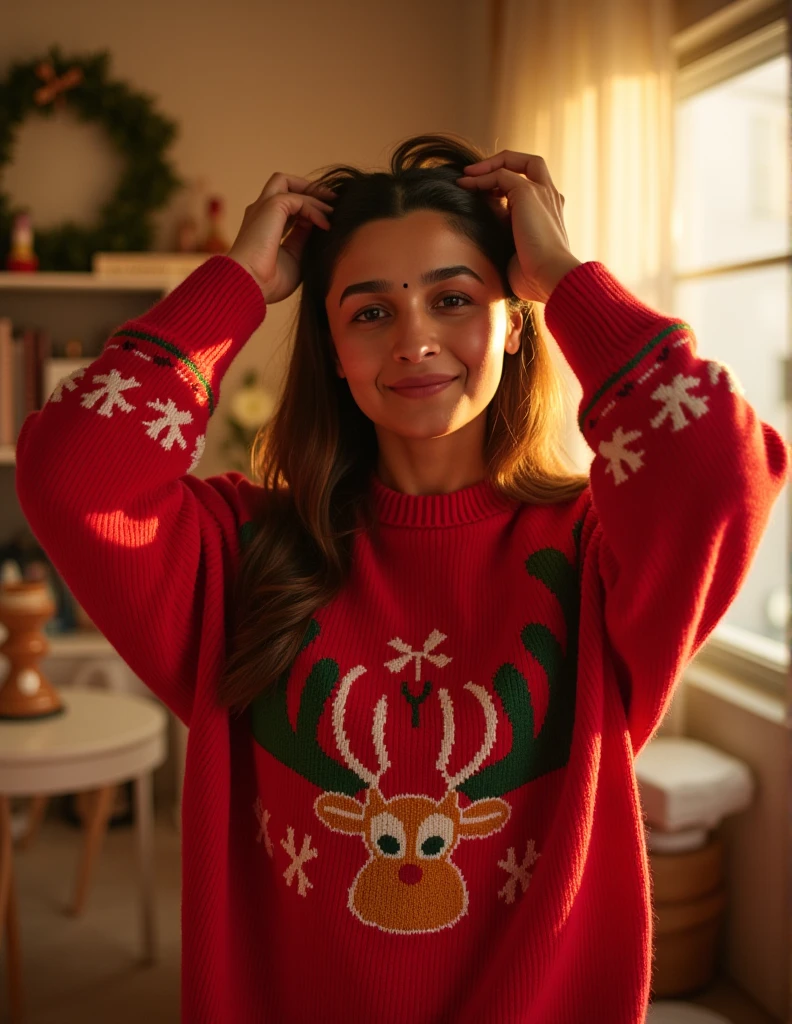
[672,0,790,698]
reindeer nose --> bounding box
[398,863,423,885]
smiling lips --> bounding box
[385,374,454,389]
[387,374,458,398]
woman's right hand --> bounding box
[227,173,336,305]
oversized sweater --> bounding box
[15,254,788,1024]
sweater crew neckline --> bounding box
[370,473,519,527]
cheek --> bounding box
[336,344,381,383]
[458,321,506,386]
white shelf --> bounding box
[45,631,113,658]
[0,272,177,292]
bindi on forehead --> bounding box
[403,283,408,288]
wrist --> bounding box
[537,256,583,303]
[227,253,270,302]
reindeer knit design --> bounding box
[15,255,789,1024]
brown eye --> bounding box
[352,306,388,323]
[439,294,470,308]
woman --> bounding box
[16,133,788,1023]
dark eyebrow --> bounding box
[338,265,485,306]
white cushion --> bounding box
[634,737,754,833]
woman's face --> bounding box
[324,210,522,442]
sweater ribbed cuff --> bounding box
[543,262,682,394]
[120,254,267,409]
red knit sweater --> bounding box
[15,255,788,1023]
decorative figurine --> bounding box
[0,566,63,719]
[200,196,230,254]
[5,210,39,272]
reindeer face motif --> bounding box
[316,774,510,932]
[304,665,511,933]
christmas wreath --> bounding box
[0,46,183,271]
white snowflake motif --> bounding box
[498,839,541,905]
[649,372,710,432]
[384,629,452,681]
[48,367,86,402]
[706,359,744,396]
[599,425,645,486]
[141,397,194,452]
[80,369,141,417]
[188,434,206,473]
[281,826,318,897]
[253,797,274,858]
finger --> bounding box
[259,173,337,203]
[281,203,332,262]
[279,194,335,225]
[291,199,332,231]
[281,218,315,263]
[462,151,555,189]
[278,194,333,243]
[305,181,338,200]
[456,166,534,194]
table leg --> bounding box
[16,795,50,851]
[0,795,25,1022]
[69,784,115,917]
[134,772,157,964]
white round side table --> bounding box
[0,687,168,1023]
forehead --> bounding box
[329,210,484,285]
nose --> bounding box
[390,307,441,363]
[398,863,423,885]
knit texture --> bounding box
[15,255,789,1023]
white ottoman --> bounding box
[635,737,754,853]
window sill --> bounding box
[687,622,787,724]
[691,622,787,699]
[684,660,786,726]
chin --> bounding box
[378,416,470,440]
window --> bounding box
[672,9,789,692]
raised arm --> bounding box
[15,256,267,724]
[545,262,789,755]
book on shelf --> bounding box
[0,315,92,448]
[92,251,213,277]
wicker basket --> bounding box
[650,833,726,997]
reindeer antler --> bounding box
[456,544,581,802]
[436,683,498,790]
[249,620,370,796]
[250,618,394,796]
[251,532,583,804]
[331,667,390,787]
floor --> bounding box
[0,806,785,1023]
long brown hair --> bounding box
[217,132,590,715]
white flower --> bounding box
[230,385,275,430]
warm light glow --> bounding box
[85,509,160,547]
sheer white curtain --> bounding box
[490,0,676,470]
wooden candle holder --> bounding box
[0,580,64,719]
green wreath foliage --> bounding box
[0,46,183,271]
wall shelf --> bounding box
[0,272,181,292]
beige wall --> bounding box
[2,0,493,478]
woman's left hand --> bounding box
[456,150,582,304]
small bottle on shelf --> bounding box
[200,196,230,255]
[5,211,39,272]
